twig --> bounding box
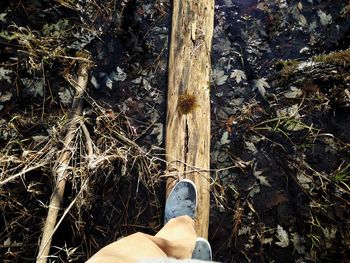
[0,162,49,186]
[81,122,93,162]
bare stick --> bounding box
[36,62,90,263]
[81,122,93,162]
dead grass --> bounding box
[0,89,165,260]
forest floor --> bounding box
[0,0,349,262]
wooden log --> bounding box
[166,0,214,238]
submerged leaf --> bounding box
[253,78,270,97]
[245,141,257,153]
[253,163,271,187]
[318,10,332,26]
[262,238,273,245]
[58,89,73,105]
[230,69,247,83]
[0,13,7,23]
[150,123,163,145]
[22,78,44,97]
[238,226,251,236]
[296,172,313,190]
[212,69,228,86]
[322,227,337,248]
[114,67,127,82]
[0,68,12,83]
[90,75,100,89]
[292,232,305,254]
[308,20,317,32]
[275,225,289,247]
[254,170,271,187]
[0,92,12,102]
[220,131,231,145]
[298,14,307,27]
[283,86,303,98]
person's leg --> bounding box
[86,215,197,263]
[86,232,166,263]
[86,180,199,263]
[152,215,197,258]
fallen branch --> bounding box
[36,61,90,263]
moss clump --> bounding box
[313,49,350,67]
[178,93,198,114]
[276,59,300,79]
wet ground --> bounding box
[0,0,349,262]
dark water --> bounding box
[233,0,258,7]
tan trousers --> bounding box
[86,215,197,263]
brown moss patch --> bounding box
[313,49,350,67]
[178,93,198,114]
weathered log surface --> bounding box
[166,0,214,238]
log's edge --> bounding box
[165,0,214,238]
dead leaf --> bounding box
[266,192,289,209]
[105,109,117,120]
[247,200,257,213]
[225,116,235,133]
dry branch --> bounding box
[36,62,90,263]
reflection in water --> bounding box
[232,0,257,7]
